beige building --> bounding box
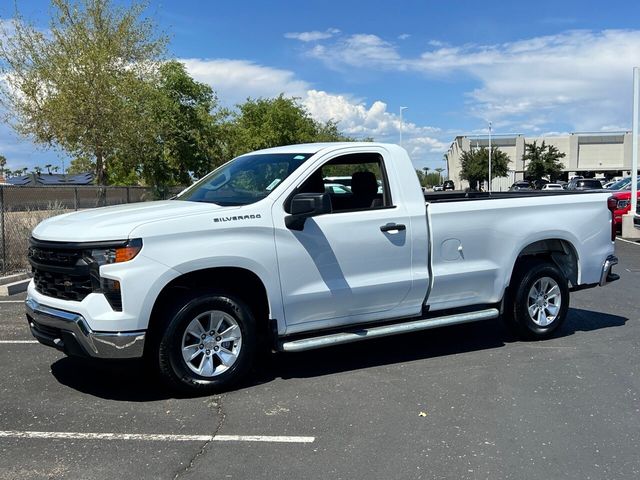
[445,131,639,191]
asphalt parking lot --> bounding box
[0,239,639,480]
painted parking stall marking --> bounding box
[0,430,315,444]
[0,340,38,344]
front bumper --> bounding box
[26,298,145,359]
[599,255,620,287]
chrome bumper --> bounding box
[599,255,620,287]
[25,298,145,359]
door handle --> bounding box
[380,223,406,232]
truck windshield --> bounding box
[176,153,312,206]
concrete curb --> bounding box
[0,273,31,296]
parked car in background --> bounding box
[509,181,532,191]
[566,179,603,190]
[542,183,564,191]
[443,180,455,191]
[532,179,550,190]
[611,180,640,230]
[432,184,444,191]
[606,177,631,191]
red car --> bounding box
[611,182,640,230]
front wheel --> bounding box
[157,292,257,393]
[507,260,570,340]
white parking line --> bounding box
[0,430,315,443]
[0,301,25,303]
[617,237,640,246]
[0,340,38,344]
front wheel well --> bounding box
[147,267,271,349]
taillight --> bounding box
[607,196,617,241]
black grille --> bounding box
[28,247,83,267]
[28,242,93,302]
[33,269,93,301]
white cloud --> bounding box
[284,28,340,42]
[309,34,403,69]
[398,33,411,41]
[180,58,310,105]
[303,90,447,159]
[301,29,640,132]
[179,58,448,163]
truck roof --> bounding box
[245,142,391,156]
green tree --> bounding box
[415,169,441,188]
[226,95,354,158]
[67,156,95,175]
[0,0,167,186]
[123,61,225,189]
[0,154,6,177]
[459,146,510,190]
[522,141,565,182]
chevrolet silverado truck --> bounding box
[26,143,619,392]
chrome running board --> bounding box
[278,308,499,353]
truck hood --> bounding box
[32,200,227,242]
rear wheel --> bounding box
[157,292,257,393]
[507,260,569,339]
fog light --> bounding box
[101,278,122,311]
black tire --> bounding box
[507,259,569,340]
[157,291,257,394]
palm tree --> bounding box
[45,164,52,174]
[435,167,444,184]
[33,166,42,175]
[52,166,60,173]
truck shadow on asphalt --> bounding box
[49,307,627,400]
[254,307,628,383]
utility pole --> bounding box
[399,106,408,146]
[488,121,492,192]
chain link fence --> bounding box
[0,185,183,275]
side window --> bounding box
[296,153,392,213]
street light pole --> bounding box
[488,121,492,192]
[399,106,408,146]
[632,67,639,219]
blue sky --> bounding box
[2,0,640,173]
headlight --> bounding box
[617,200,630,209]
[85,238,143,266]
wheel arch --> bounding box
[509,238,579,290]
[146,266,272,349]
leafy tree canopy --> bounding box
[225,95,356,159]
[415,169,441,187]
[459,146,510,189]
[108,60,225,190]
[522,141,565,181]
[67,156,95,175]
[0,0,167,185]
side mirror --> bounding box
[285,193,332,230]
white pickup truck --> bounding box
[26,143,619,392]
